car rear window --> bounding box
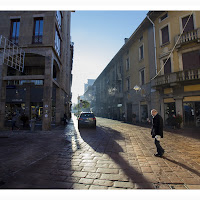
[80,113,94,118]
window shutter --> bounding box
[182,15,194,33]
[161,26,169,45]
[182,50,200,70]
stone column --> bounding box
[55,87,62,125]
[175,97,183,127]
[160,97,165,122]
[24,83,31,118]
[42,55,53,131]
[0,53,7,129]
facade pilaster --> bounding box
[42,55,53,130]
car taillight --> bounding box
[93,117,96,120]
[79,118,83,120]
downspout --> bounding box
[146,15,157,75]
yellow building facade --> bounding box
[150,11,200,127]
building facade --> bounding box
[150,11,200,127]
[0,11,74,130]
[92,11,200,128]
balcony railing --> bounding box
[10,36,19,45]
[152,68,200,87]
[175,28,200,48]
[32,35,43,44]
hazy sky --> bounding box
[71,11,148,103]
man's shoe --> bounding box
[154,153,162,157]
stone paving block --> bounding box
[79,162,96,167]
[95,163,109,168]
[186,184,200,189]
[108,164,120,169]
[141,167,153,173]
[181,178,200,185]
[135,182,155,189]
[81,159,97,163]
[100,174,129,181]
[81,167,97,173]
[71,171,88,178]
[71,166,83,171]
[72,183,90,189]
[89,185,108,189]
[93,179,114,187]
[113,181,135,189]
[86,172,101,179]
[50,169,73,176]
[64,176,81,183]
[97,168,119,174]
[79,178,94,184]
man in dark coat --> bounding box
[151,109,164,157]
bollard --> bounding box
[30,119,36,132]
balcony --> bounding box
[175,28,200,48]
[152,68,200,87]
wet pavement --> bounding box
[0,114,200,189]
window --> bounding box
[56,11,62,30]
[139,35,143,42]
[33,18,43,44]
[10,19,20,44]
[182,15,194,33]
[126,77,130,91]
[160,13,168,22]
[161,25,169,45]
[139,44,144,60]
[55,27,61,56]
[163,58,171,74]
[182,50,200,70]
[126,58,130,71]
[140,69,145,85]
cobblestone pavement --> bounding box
[0,114,200,189]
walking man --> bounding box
[151,109,164,157]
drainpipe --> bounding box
[147,15,157,75]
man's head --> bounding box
[151,109,158,117]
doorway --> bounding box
[183,102,200,126]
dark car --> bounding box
[78,112,96,128]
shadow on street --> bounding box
[79,125,154,189]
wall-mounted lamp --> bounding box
[133,85,141,92]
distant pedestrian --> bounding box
[151,109,164,157]
[132,113,136,124]
[12,112,20,131]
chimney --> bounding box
[124,38,129,44]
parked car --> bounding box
[78,112,96,128]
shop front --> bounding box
[183,96,200,127]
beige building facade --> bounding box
[150,11,200,127]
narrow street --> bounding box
[0,114,200,189]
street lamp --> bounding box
[133,85,141,92]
